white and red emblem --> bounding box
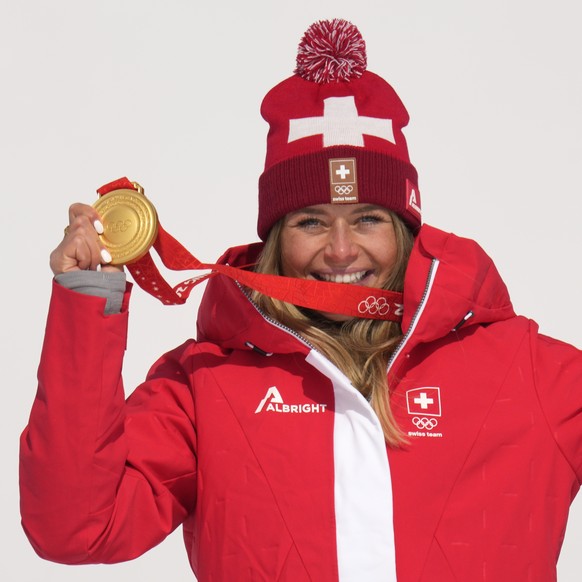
[406,387,441,417]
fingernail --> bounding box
[96,264,102,272]
[94,220,104,234]
[101,248,112,263]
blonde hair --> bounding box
[251,211,414,446]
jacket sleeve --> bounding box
[532,327,582,485]
[19,280,197,564]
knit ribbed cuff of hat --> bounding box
[258,146,419,240]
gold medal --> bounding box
[93,183,158,265]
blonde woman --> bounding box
[21,19,582,582]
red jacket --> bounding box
[20,225,582,581]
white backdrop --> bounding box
[2,1,580,580]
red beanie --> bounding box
[257,19,421,240]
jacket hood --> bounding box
[401,224,516,345]
[196,224,516,353]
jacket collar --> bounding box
[196,224,516,354]
[196,242,312,356]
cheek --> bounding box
[280,237,307,277]
[280,255,294,277]
[384,247,398,269]
[374,234,399,274]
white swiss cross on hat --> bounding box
[288,96,395,147]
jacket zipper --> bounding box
[387,258,440,374]
[238,282,381,412]
[238,256,439,375]
[236,282,317,351]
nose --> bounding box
[324,221,358,264]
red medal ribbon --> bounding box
[97,178,404,322]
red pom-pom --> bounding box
[295,19,367,83]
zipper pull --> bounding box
[452,310,474,332]
[245,341,273,357]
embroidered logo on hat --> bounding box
[329,157,359,203]
[406,178,421,219]
[288,96,395,148]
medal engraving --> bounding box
[93,188,158,265]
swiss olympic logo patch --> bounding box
[406,387,444,439]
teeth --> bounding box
[318,271,367,284]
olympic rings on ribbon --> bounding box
[358,295,391,316]
[412,417,438,430]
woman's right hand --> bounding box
[49,203,122,275]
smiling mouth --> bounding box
[313,270,371,284]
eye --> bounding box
[358,213,385,224]
[295,217,323,229]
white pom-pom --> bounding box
[295,19,367,83]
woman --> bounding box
[20,19,582,582]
